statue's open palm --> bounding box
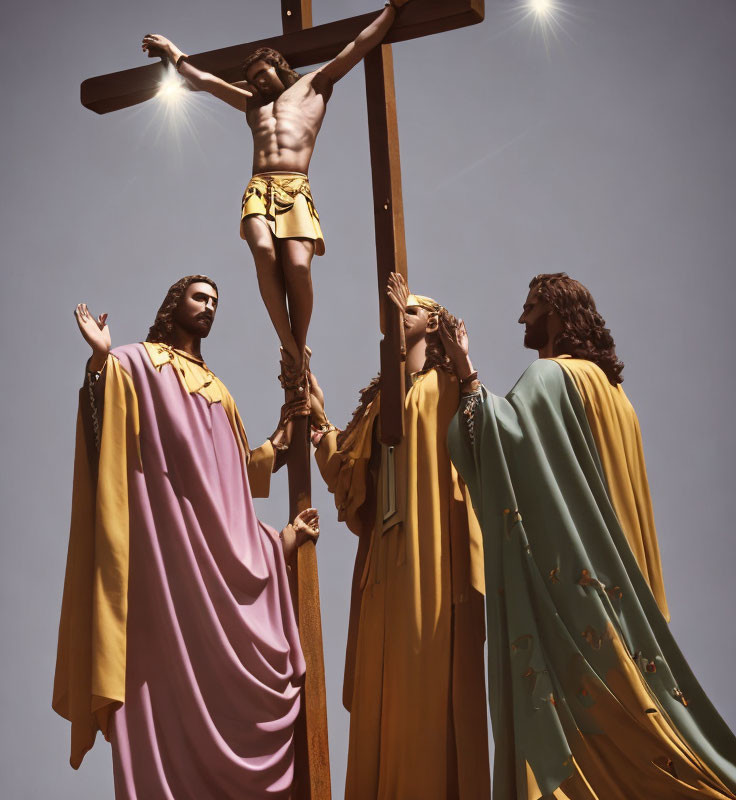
[440,316,469,362]
[293,507,320,546]
[75,303,111,356]
[281,507,320,562]
[387,271,410,313]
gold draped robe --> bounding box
[316,368,490,799]
[553,356,669,619]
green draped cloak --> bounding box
[448,358,736,800]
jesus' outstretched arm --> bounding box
[142,34,254,110]
[314,0,411,88]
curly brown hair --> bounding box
[242,48,301,89]
[146,275,218,346]
[336,306,460,449]
[529,272,624,385]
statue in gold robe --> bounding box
[309,275,490,799]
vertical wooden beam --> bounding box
[281,0,313,33]
[364,44,407,445]
[279,8,331,800]
[287,417,331,800]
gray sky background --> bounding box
[1,0,735,797]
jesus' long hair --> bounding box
[529,272,624,385]
[336,307,460,449]
[242,48,301,89]
[146,275,218,346]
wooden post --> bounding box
[280,10,331,800]
[364,44,407,445]
[287,417,331,800]
[281,0,312,33]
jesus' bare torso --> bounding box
[247,75,329,175]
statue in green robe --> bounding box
[443,273,736,799]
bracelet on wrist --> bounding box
[312,421,337,435]
[86,355,107,377]
[461,379,481,395]
[175,54,189,72]
[459,370,478,385]
[313,421,338,444]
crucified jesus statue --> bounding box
[142,0,410,414]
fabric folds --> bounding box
[53,354,138,767]
[316,368,489,800]
[53,343,304,799]
[240,172,325,255]
[448,359,736,800]
[554,356,669,619]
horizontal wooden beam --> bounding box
[81,0,484,114]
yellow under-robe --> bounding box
[524,624,734,800]
[53,344,275,768]
[315,368,489,800]
[553,356,669,620]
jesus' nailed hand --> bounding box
[141,0,412,417]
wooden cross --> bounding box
[80,2,484,797]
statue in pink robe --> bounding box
[54,277,318,799]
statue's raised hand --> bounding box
[75,304,110,371]
[439,316,469,361]
[439,315,476,384]
[386,272,410,313]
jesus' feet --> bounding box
[278,347,311,417]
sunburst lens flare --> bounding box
[157,69,186,106]
[143,63,206,153]
[517,0,571,49]
[528,0,555,15]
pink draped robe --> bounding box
[105,344,304,798]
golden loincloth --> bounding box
[240,172,325,256]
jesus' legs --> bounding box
[243,216,300,365]
[281,237,315,370]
